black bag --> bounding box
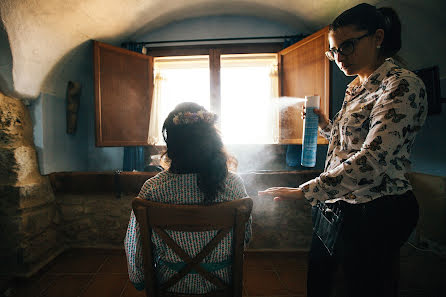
[312,201,344,255]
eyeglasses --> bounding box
[325,33,371,61]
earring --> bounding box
[377,45,381,49]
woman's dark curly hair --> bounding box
[162,102,229,204]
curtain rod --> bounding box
[138,34,305,45]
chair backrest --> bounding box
[132,197,253,297]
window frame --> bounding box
[147,43,283,122]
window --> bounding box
[220,54,278,144]
[149,53,279,145]
[94,28,330,147]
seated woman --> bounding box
[124,102,252,294]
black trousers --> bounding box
[307,191,419,297]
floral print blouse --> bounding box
[300,59,427,205]
[124,171,251,294]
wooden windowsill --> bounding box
[47,170,324,195]
[48,171,159,195]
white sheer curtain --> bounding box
[147,70,164,145]
[270,63,279,143]
[147,56,210,145]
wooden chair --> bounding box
[132,197,253,297]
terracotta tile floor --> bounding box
[4,244,446,297]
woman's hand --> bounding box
[258,187,305,201]
[301,107,329,130]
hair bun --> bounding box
[377,7,402,57]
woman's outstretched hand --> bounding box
[301,107,329,130]
[258,187,305,201]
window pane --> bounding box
[220,54,278,144]
[151,56,210,144]
[159,68,210,119]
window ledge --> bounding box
[48,171,158,195]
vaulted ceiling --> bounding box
[0,0,445,99]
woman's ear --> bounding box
[374,29,385,48]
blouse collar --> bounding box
[347,58,397,93]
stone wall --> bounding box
[57,194,133,248]
[50,171,321,251]
[55,192,313,251]
[0,92,63,277]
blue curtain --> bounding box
[123,147,145,171]
[286,145,301,167]
[283,34,306,48]
[121,42,144,53]
[122,42,146,171]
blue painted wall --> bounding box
[410,78,446,176]
[30,93,88,173]
[29,42,124,175]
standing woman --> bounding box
[259,3,427,297]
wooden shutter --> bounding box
[278,26,330,144]
[94,41,153,146]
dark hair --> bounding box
[162,102,228,204]
[329,3,402,58]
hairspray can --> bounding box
[301,95,320,167]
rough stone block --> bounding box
[0,146,41,185]
[103,228,126,243]
[62,218,93,237]
[59,204,84,220]
[0,205,57,247]
[20,205,56,237]
[57,194,83,205]
[0,148,17,184]
[0,206,57,247]
[0,180,55,215]
[0,215,20,248]
[14,145,41,184]
[83,195,130,218]
[63,219,100,246]
[20,228,62,264]
[0,94,33,149]
[104,202,123,217]
[96,216,121,231]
